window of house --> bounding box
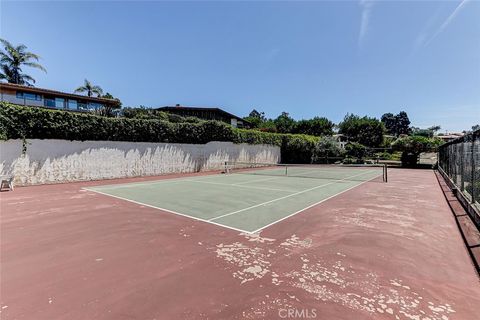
[16,92,42,101]
[55,98,65,109]
[44,98,56,108]
[68,99,77,110]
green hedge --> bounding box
[0,103,321,163]
[233,129,283,146]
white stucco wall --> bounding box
[0,139,280,186]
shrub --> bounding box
[338,114,385,147]
[342,157,364,164]
[0,102,233,143]
[235,129,321,163]
[0,103,324,164]
[375,151,394,160]
[392,135,444,167]
[311,136,344,163]
[382,135,396,148]
[234,129,283,146]
[258,120,277,133]
[345,142,369,159]
[281,134,319,164]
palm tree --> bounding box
[0,39,47,86]
[74,79,103,97]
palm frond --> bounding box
[0,54,13,65]
[0,64,13,77]
[15,44,27,53]
[23,62,47,73]
[22,52,41,62]
[92,85,103,95]
[20,74,35,82]
[0,38,14,51]
[0,39,46,83]
[15,73,35,86]
[74,86,87,93]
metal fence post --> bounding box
[460,142,465,191]
[472,134,477,204]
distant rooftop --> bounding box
[158,104,250,124]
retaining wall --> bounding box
[0,139,280,185]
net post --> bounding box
[285,164,288,176]
[384,164,388,183]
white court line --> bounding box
[187,179,296,193]
[83,169,381,235]
[209,170,376,222]
[232,167,380,183]
[89,177,191,190]
[87,171,257,190]
[82,187,252,234]
[249,173,381,234]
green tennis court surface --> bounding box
[85,164,386,233]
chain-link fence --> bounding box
[438,129,480,225]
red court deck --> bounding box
[1,169,479,319]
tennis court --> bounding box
[85,163,386,233]
[4,167,480,320]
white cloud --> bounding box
[412,5,444,53]
[358,0,375,48]
[423,0,470,47]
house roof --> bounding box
[157,105,249,123]
[437,133,464,137]
[0,82,120,106]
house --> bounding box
[437,132,465,143]
[157,105,250,128]
[332,134,348,149]
[0,82,120,112]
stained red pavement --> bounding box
[1,169,479,319]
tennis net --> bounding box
[224,162,388,183]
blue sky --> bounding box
[1,0,479,132]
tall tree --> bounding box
[395,111,411,135]
[273,112,296,133]
[0,39,46,86]
[428,125,441,135]
[381,113,396,135]
[244,109,267,128]
[74,79,103,97]
[248,109,266,121]
[338,114,385,147]
[292,117,334,136]
[381,111,411,136]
